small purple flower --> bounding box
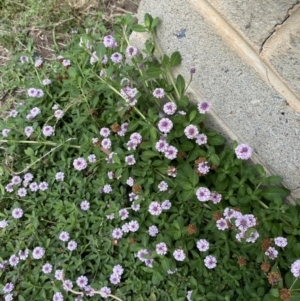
[155,139,169,152]
[235,216,250,232]
[196,187,211,202]
[53,291,64,301]
[73,157,87,171]
[29,182,39,192]
[130,133,142,144]
[104,35,116,48]
[210,192,222,204]
[128,220,139,232]
[3,282,14,293]
[32,247,45,259]
[216,218,228,231]
[54,110,64,119]
[17,188,27,197]
[111,52,123,63]
[265,247,278,260]
[62,59,71,67]
[103,184,112,193]
[35,59,43,68]
[5,183,13,193]
[164,145,178,160]
[173,249,186,261]
[5,293,13,301]
[88,154,96,163]
[99,127,110,137]
[55,172,64,181]
[9,255,19,267]
[100,287,111,298]
[42,79,51,86]
[2,129,10,137]
[28,88,37,97]
[110,273,121,285]
[119,209,129,220]
[0,220,8,228]
[156,242,168,255]
[24,173,33,182]
[112,228,123,239]
[42,263,53,274]
[197,239,210,252]
[235,144,252,160]
[113,264,124,276]
[39,181,48,191]
[190,67,196,74]
[76,275,88,288]
[274,237,288,248]
[158,181,168,191]
[204,255,217,269]
[24,126,34,137]
[198,161,210,174]
[126,46,138,57]
[67,240,77,251]
[184,125,199,139]
[161,200,172,210]
[42,125,54,137]
[59,231,70,242]
[80,200,90,211]
[126,177,134,186]
[153,88,165,99]
[137,249,151,262]
[55,270,63,280]
[198,101,211,114]
[125,155,136,166]
[12,176,22,185]
[101,138,111,149]
[246,231,260,243]
[163,102,177,115]
[9,110,18,117]
[148,225,159,237]
[12,208,23,219]
[158,118,173,134]
[63,279,73,291]
[131,203,140,211]
[20,56,29,63]
[187,290,193,301]
[90,51,99,64]
[148,201,162,216]
[18,249,29,260]
[52,104,59,110]
[291,260,300,278]
[36,89,44,98]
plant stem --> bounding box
[0,139,80,148]
[290,277,299,290]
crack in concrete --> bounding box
[259,1,300,54]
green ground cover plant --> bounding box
[1,12,300,301]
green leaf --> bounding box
[263,176,283,185]
[207,134,224,146]
[189,110,197,122]
[112,154,121,165]
[132,24,147,32]
[170,51,182,67]
[144,13,153,28]
[67,67,77,79]
[181,189,194,201]
[146,66,162,78]
[176,75,185,96]
[262,187,289,201]
[270,288,279,297]
[149,127,157,142]
[180,140,194,151]
[189,171,199,187]
[209,153,220,166]
[95,43,106,61]
[178,96,190,108]
[24,147,34,156]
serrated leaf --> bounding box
[170,51,182,67]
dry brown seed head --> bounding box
[279,288,291,301]
[267,272,281,286]
[237,256,247,267]
[261,262,271,272]
[132,184,142,194]
[261,238,273,251]
[111,123,121,133]
[177,152,187,159]
[194,157,207,165]
[213,211,223,221]
[187,224,197,235]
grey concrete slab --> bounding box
[207,0,299,52]
[132,0,300,193]
[262,6,300,97]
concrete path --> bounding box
[130,0,300,201]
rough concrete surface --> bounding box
[261,5,300,97]
[132,0,300,194]
[207,0,299,52]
